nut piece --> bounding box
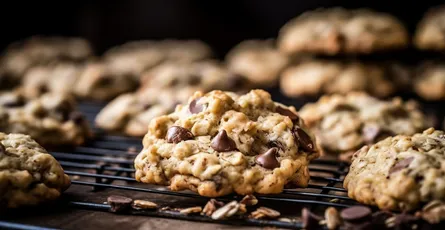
[202,199,225,216]
[180,206,203,215]
[107,195,133,213]
[250,207,281,219]
[240,195,258,206]
[238,203,247,214]
[132,200,158,210]
[419,200,445,224]
[325,207,342,230]
[211,201,240,220]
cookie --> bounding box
[344,128,445,211]
[278,8,408,55]
[0,91,91,147]
[0,133,70,208]
[1,36,92,80]
[97,61,244,136]
[134,89,320,197]
[225,40,289,87]
[299,92,428,161]
[21,62,85,99]
[414,61,445,101]
[414,6,445,51]
[280,59,411,98]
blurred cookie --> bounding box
[0,132,70,208]
[414,61,445,100]
[278,8,408,55]
[280,59,411,98]
[0,91,91,147]
[414,5,445,51]
[299,92,428,161]
[226,40,289,87]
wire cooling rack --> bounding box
[0,101,360,230]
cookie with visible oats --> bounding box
[0,132,70,208]
[134,89,320,197]
[344,128,445,211]
[278,8,408,55]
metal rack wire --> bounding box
[1,102,360,230]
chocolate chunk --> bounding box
[293,127,314,152]
[341,206,372,222]
[302,208,322,230]
[69,112,84,124]
[189,98,203,114]
[372,211,393,228]
[276,106,299,123]
[345,221,373,230]
[268,141,285,151]
[211,130,237,152]
[255,147,280,169]
[0,142,5,155]
[107,195,133,213]
[166,126,194,143]
[389,157,414,175]
[393,213,419,230]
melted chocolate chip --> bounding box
[255,147,280,169]
[69,111,84,124]
[276,106,299,123]
[389,157,414,175]
[107,195,133,213]
[166,126,194,143]
[268,141,285,151]
[341,206,372,222]
[211,130,237,152]
[293,127,314,152]
[189,98,203,114]
[301,208,322,230]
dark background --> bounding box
[1,0,444,58]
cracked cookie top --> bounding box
[135,89,320,197]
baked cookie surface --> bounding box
[0,132,70,208]
[280,60,410,98]
[226,40,288,87]
[414,6,445,51]
[134,89,320,197]
[0,91,91,147]
[344,128,445,211]
[278,8,408,55]
[414,61,445,101]
[299,92,428,161]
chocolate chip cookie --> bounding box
[278,8,408,55]
[280,59,411,98]
[97,61,244,136]
[225,40,288,87]
[134,89,320,197]
[414,6,445,51]
[0,132,70,208]
[414,61,445,101]
[344,128,445,211]
[0,91,91,147]
[299,92,428,161]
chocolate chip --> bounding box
[3,96,25,108]
[166,126,194,143]
[255,147,280,169]
[345,221,373,230]
[389,157,414,175]
[188,75,201,85]
[189,98,203,114]
[0,143,5,155]
[227,74,248,89]
[107,195,133,213]
[211,130,237,152]
[97,76,113,86]
[372,211,393,228]
[341,206,372,222]
[301,208,322,230]
[362,125,394,144]
[268,141,285,151]
[69,111,84,124]
[293,127,314,152]
[276,106,299,123]
[393,213,419,230]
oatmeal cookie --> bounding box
[299,92,428,161]
[225,40,289,87]
[0,132,70,208]
[134,90,320,197]
[414,61,445,101]
[344,128,445,211]
[278,8,408,55]
[414,6,445,51]
[280,60,411,98]
[0,91,91,147]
